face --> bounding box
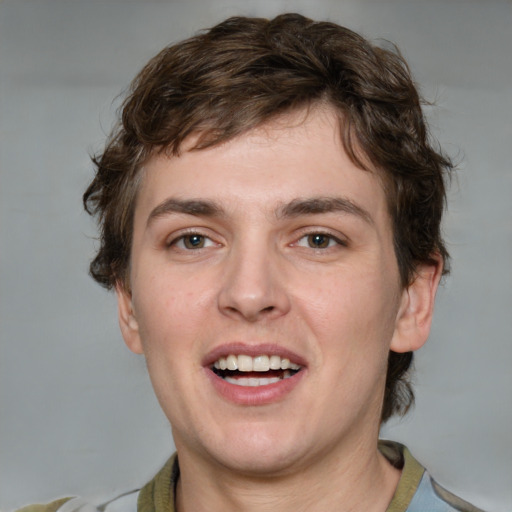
[117,108,438,476]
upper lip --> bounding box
[202,343,307,368]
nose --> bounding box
[217,241,291,322]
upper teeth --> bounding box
[213,354,301,372]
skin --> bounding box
[117,108,442,512]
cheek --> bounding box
[131,277,212,414]
[296,267,400,353]
[133,272,214,355]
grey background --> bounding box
[1,1,511,511]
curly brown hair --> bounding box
[84,13,454,423]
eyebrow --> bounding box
[278,197,374,225]
[146,196,374,227]
[147,198,224,227]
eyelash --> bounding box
[166,230,347,252]
[167,231,216,250]
[294,231,347,250]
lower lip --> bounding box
[204,368,305,405]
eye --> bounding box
[170,233,215,250]
[296,233,344,249]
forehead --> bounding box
[135,108,389,226]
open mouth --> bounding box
[211,354,302,387]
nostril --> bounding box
[223,303,276,322]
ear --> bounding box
[115,282,144,354]
[390,255,443,353]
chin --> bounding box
[214,445,305,477]
[199,422,319,477]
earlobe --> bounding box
[390,255,443,353]
[115,282,144,354]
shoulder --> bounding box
[411,474,486,512]
[380,440,486,512]
[15,491,140,512]
[16,497,98,512]
[13,455,178,512]
[16,498,74,512]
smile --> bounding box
[212,354,302,387]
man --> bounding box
[24,13,483,512]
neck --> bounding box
[175,437,400,512]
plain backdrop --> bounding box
[1,1,511,511]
